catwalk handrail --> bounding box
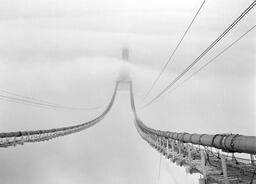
[0,83,118,147]
[129,81,256,154]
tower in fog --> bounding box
[122,47,129,61]
[118,47,131,91]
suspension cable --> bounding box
[145,0,256,106]
[143,0,207,99]
[143,24,256,102]
[0,89,62,105]
[0,83,118,148]
[0,89,105,111]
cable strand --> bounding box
[143,0,206,99]
[145,0,256,106]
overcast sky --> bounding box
[0,0,255,184]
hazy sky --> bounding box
[0,0,255,184]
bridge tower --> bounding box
[117,47,131,91]
[122,47,129,61]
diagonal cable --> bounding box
[145,0,256,106]
[0,89,104,111]
[143,0,206,99]
[166,24,256,95]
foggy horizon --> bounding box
[0,0,255,184]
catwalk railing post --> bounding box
[250,154,255,165]
[200,150,207,179]
[171,140,175,153]
[188,145,192,163]
[178,141,182,155]
[166,139,169,158]
[221,154,229,184]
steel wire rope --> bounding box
[0,89,105,110]
[143,0,207,99]
[0,83,118,147]
[144,0,256,107]
[150,24,256,99]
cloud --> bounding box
[0,0,255,183]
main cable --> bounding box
[165,24,256,95]
[0,89,61,105]
[0,82,119,148]
[143,0,206,99]
[145,0,256,106]
[0,90,104,111]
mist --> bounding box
[0,0,255,183]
